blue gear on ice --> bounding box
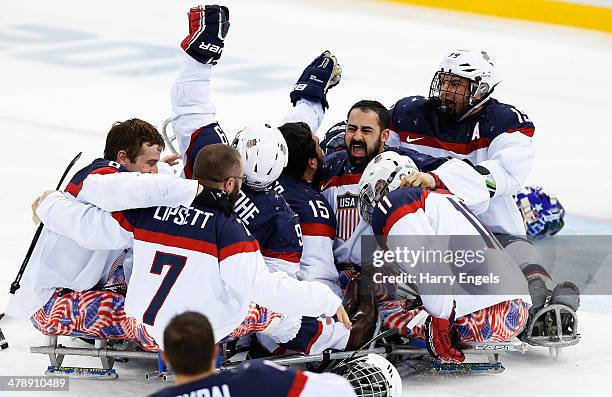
[516,186,565,238]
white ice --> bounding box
[0,0,611,395]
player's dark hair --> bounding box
[347,100,390,131]
[163,312,215,375]
[193,143,241,183]
[103,118,165,162]
[278,122,317,179]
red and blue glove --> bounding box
[180,5,230,65]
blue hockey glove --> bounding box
[290,51,342,109]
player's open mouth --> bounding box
[350,142,366,157]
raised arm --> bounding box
[170,6,230,177]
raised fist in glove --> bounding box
[290,51,342,109]
[424,311,465,363]
[180,5,230,65]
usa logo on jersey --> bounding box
[336,192,359,241]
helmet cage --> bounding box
[429,71,491,118]
[359,165,402,225]
[337,358,391,397]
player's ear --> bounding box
[223,176,234,192]
[116,150,129,166]
[308,157,318,171]
[381,128,390,143]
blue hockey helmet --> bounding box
[516,186,565,238]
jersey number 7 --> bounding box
[143,251,187,326]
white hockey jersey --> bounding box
[35,192,341,346]
[370,187,531,319]
[5,160,198,320]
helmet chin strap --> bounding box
[456,82,500,122]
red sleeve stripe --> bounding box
[382,189,432,236]
[318,173,362,190]
[398,131,492,155]
[111,212,135,233]
[65,167,120,197]
[287,369,308,397]
[261,249,301,264]
[506,127,535,137]
[398,128,534,155]
[135,228,218,257]
[304,321,323,355]
[219,240,260,262]
[183,127,204,179]
[300,223,335,239]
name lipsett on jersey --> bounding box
[152,206,215,228]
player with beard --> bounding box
[318,100,490,267]
[386,50,579,317]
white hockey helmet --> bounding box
[429,49,499,119]
[335,354,402,397]
[358,151,418,224]
[231,123,288,190]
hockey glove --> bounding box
[290,51,342,109]
[180,5,230,65]
[424,310,465,363]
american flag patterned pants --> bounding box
[31,290,282,352]
[382,299,530,342]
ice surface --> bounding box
[0,0,611,395]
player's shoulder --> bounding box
[389,95,429,122]
[236,187,280,223]
[481,99,534,138]
[233,361,303,395]
[278,176,336,231]
[66,158,127,196]
[371,187,426,235]
[278,175,324,203]
[319,150,362,190]
[385,145,427,160]
[148,361,297,397]
[384,146,447,171]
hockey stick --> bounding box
[332,328,397,371]
[8,151,82,295]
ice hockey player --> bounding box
[391,49,578,315]
[149,312,356,397]
[7,119,197,349]
[171,5,342,278]
[319,99,489,267]
[276,122,341,296]
[359,151,532,362]
[34,144,352,353]
[388,49,533,235]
